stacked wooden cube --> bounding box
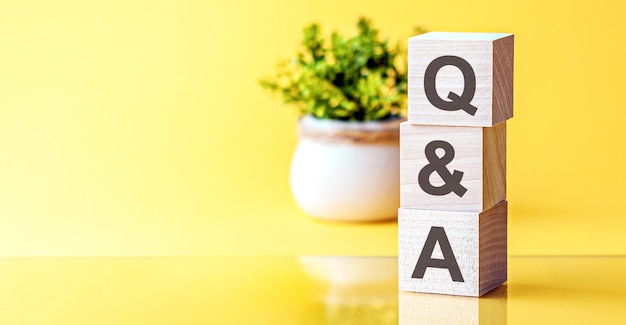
[398,32,514,297]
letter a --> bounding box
[411,226,464,282]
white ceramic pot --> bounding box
[290,115,402,222]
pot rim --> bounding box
[298,115,406,132]
[297,115,403,145]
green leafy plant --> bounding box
[260,17,426,121]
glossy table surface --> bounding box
[0,256,624,324]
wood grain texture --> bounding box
[479,201,508,296]
[483,122,506,211]
[399,285,507,324]
[398,201,507,297]
[400,122,506,212]
[492,35,514,125]
[408,32,514,127]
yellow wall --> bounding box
[0,0,624,256]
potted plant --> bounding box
[261,18,425,222]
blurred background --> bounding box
[0,0,624,257]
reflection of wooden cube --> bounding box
[398,201,507,297]
[408,32,513,127]
[399,285,507,324]
[400,121,505,213]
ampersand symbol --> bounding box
[424,55,478,116]
[418,140,467,197]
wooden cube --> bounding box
[408,32,514,127]
[400,121,505,213]
[399,285,507,324]
[398,201,507,297]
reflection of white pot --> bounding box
[290,115,402,222]
[299,257,399,324]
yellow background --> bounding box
[1,0,625,257]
